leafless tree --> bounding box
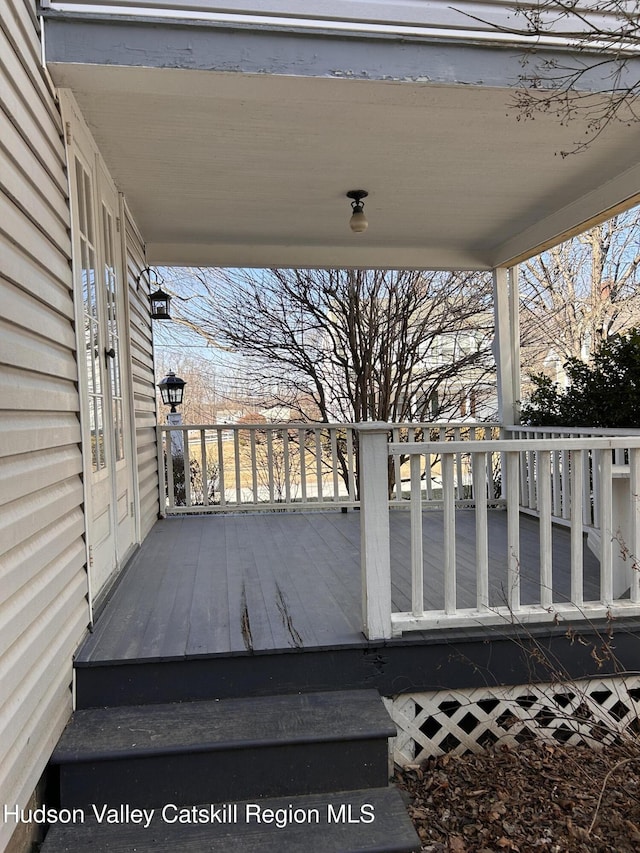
[519,209,640,378]
[164,267,496,426]
[465,0,640,153]
[162,267,496,496]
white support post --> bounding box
[509,267,521,424]
[493,267,517,427]
[167,411,183,455]
[358,423,393,639]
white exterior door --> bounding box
[98,165,135,571]
[66,100,135,602]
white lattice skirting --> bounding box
[384,676,640,767]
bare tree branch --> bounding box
[520,209,640,383]
[163,267,496,427]
[457,0,640,153]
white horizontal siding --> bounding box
[0,320,78,382]
[1,363,80,411]
[0,194,71,283]
[0,507,85,602]
[0,540,85,656]
[1,411,80,457]
[0,240,74,315]
[0,143,70,248]
[0,2,89,851]
[2,280,76,349]
[125,205,159,539]
[0,592,87,835]
[0,478,84,554]
[0,445,82,507]
[3,0,42,62]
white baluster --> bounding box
[410,454,424,617]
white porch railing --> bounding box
[507,425,640,527]
[157,421,501,514]
[359,424,640,639]
[158,422,358,512]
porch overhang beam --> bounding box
[144,241,487,270]
[43,12,640,92]
[488,164,640,269]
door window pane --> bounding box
[101,203,125,462]
[75,156,106,472]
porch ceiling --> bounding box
[46,24,640,270]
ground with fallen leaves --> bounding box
[395,742,640,852]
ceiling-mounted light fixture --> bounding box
[346,190,369,234]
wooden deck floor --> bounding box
[79,509,601,664]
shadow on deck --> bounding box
[75,510,640,709]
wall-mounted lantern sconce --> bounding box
[138,267,173,319]
[150,287,173,320]
[158,371,186,413]
[346,189,369,233]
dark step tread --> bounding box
[52,690,395,763]
[41,787,420,852]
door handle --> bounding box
[105,347,116,360]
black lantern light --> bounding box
[139,267,173,319]
[150,286,172,319]
[158,371,186,413]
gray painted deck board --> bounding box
[78,510,601,664]
[53,690,395,761]
[41,787,420,853]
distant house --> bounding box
[215,405,252,425]
[261,405,294,422]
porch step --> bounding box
[40,787,420,852]
[52,690,396,809]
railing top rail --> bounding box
[158,421,343,431]
[507,425,640,436]
[391,437,640,455]
[386,421,502,429]
[158,420,502,432]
